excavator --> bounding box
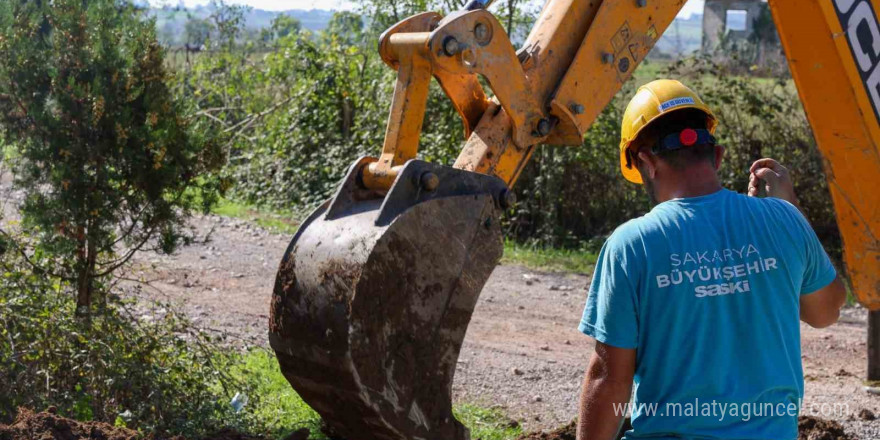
[268,0,880,438]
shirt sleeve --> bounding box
[579,234,640,349]
[785,202,836,295]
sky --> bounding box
[151,0,706,18]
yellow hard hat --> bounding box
[619,79,717,184]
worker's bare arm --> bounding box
[748,158,846,328]
[577,341,635,440]
[800,276,847,328]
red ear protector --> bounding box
[652,128,716,154]
[625,128,717,169]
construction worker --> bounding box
[576,79,847,440]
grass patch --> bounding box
[452,403,522,440]
[502,240,597,274]
[226,350,322,439]
[454,404,522,440]
[233,350,523,440]
[231,353,526,438]
[212,198,300,234]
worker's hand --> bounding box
[749,158,800,208]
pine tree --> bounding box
[0,0,225,317]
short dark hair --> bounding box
[629,108,715,171]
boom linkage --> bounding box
[362,0,686,190]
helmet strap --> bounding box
[651,128,716,154]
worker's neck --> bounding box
[653,167,723,203]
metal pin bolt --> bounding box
[536,118,552,136]
[443,36,460,56]
[637,0,647,7]
[420,172,440,191]
[474,23,491,44]
[570,103,585,115]
[602,53,615,64]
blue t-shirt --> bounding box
[579,189,836,440]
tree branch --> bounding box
[0,227,78,282]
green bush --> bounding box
[507,80,648,249]
[0,247,252,437]
[175,8,841,266]
[510,58,840,262]
[179,19,463,214]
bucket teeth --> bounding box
[270,159,506,440]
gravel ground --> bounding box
[2,169,877,438]
[121,213,878,438]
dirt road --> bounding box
[120,212,879,438]
[2,166,876,437]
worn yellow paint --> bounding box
[768,0,880,309]
[550,0,686,144]
[362,32,433,190]
[455,0,684,183]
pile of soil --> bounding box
[0,408,271,440]
[517,416,855,440]
[0,408,138,440]
[798,416,853,440]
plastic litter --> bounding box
[230,392,248,412]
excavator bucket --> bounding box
[269,158,510,439]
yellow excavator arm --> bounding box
[269,1,880,438]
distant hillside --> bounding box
[151,5,702,55]
[150,5,337,46]
[653,14,703,56]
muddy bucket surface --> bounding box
[269,159,508,440]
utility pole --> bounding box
[870,310,880,381]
